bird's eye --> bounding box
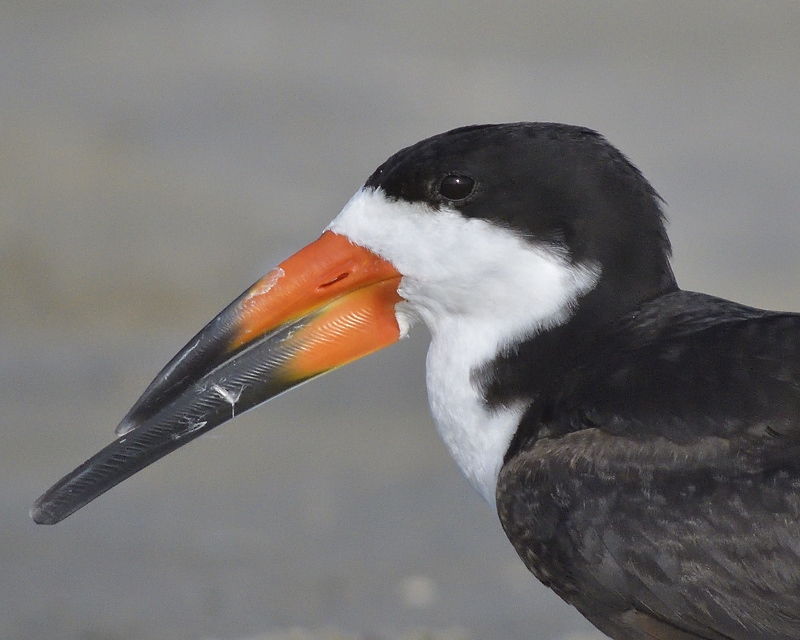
[438,175,475,201]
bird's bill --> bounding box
[31,231,403,525]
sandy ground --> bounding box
[2,3,800,639]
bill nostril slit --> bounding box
[319,273,349,289]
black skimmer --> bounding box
[32,123,800,639]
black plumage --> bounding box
[497,293,800,639]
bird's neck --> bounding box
[425,316,531,507]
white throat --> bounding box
[328,188,601,506]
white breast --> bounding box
[328,188,600,506]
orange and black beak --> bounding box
[32,231,403,525]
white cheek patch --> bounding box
[328,188,599,334]
[328,187,601,506]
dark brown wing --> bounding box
[498,427,800,640]
[622,611,722,640]
[495,294,800,640]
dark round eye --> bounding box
[438,174,475,201]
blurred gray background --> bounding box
[2,3,800,639]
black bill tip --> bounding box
[30,503,60,525]
[30,316,315,525]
